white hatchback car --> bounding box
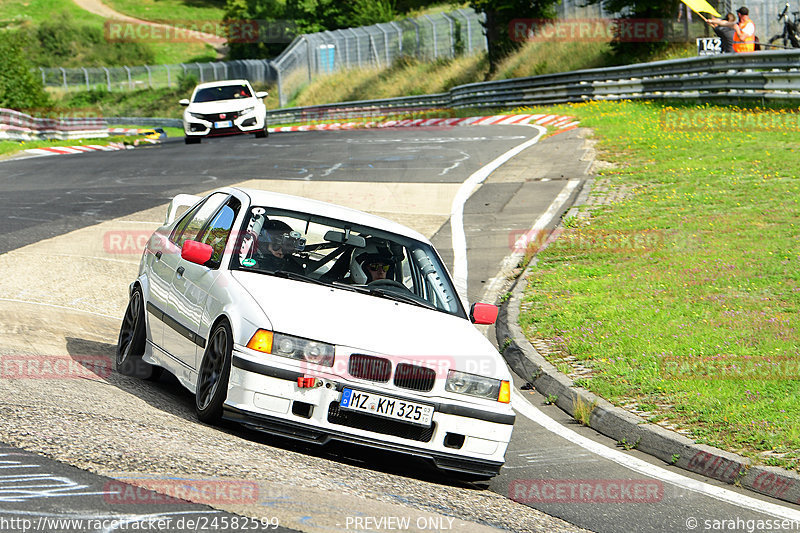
[116,187,516,478]
[180,80,268,144]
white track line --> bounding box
[450,125,547,300]
[512,389,800,520]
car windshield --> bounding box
[193,84,252,103]
[232,206,466,318]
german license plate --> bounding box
[214,120,233,128]
[340,388,434,427]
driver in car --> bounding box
[349,240,396,284]
[257,220,306,274]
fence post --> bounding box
[60,67,67,91]
[82,67,89,90]
[276,65,284,107]
[442,13,455,57]
[123,66,132,90]
[376,25,390,66]
[424,15,438,58]
[390,22,403,54]
[465,11,472,51]
[40,67,45,87]
[145,65,152,88]
[211,62,218,80]
[195,62,204,82]
[303,36,313,82]
[348,29,361,65]
[369,34,381,67]
[409,19,421,57]
[103,67,111,91]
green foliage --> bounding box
[466,0,560,75]
[0,31,51,110]
[585,0,680,61]
[21,11,154,68]
[224,0,288,59]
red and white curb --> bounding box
[269,114,579,133]
[23,142,131,157]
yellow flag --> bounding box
[680,0,721,17]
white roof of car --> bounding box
[194,79,252,90]
[228,187,431,244]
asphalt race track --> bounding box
[1,127,799,533]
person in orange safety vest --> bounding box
[733,6,756,52]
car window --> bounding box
[197,198,240,266]
[193,85,252,103]
[171,193,229,248]
[233,207,465,318]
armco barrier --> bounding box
[265,50,800,123]
[0,109,108,141]
[7,50,800,139]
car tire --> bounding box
[185,136,201,144]
[195,320,233,424]
[116,286,158,379]
[255,126,268,138]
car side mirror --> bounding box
[255,91,268,99]
[470,302,498,325]
[181,240,213,265]
[179,99,190,106]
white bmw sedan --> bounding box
[117,187,515,478]
[180,79,268,144]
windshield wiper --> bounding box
[365,287,437,311]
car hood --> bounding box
[187,99,259,113]
[230,271,508,378]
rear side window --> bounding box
[197,198,241,266]
[170,193,228,248]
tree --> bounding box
[467,0,560,75]
[224,0,289,59]
[0,31,51,110]
[586,0,682,62]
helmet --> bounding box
[258,220,306,255]
[349,238,395,284]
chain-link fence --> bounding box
[272,9,487,106]
[39,59,277,93]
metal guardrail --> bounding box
[9,50,800,138]
[263,50,800,123]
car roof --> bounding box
[193,79,251,90]
[224,187,432,244]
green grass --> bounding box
[0,0,217,65]
[105,0,226,24]
[0,0,99,25]
[518,100,800,471]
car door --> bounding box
[159,193,230,371]
[146,200,206,352]
[164,196,241,372]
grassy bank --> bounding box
[518,100,800,471]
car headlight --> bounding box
[445,370,511,403]
[239,107,255,116]
[188,112,206,120]
[246,329,334,367]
